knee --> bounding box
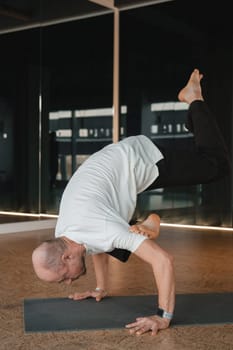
[161,250,174,270]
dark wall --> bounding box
[0,0,232,224]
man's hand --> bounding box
[68,288,107,302]
[125,315,170,336]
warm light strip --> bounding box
[112,7,120,143]
[0,211,233,231]
[160,222,233,232]
[0,211,58,219]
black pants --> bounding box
[108,101,231,262]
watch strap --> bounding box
[157,307,173,320]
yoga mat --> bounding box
[23,293,233,333]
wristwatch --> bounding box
[156,307,173,320]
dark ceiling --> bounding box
[0,0,108,32]
[0,0,168,33]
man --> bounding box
[32,69,230,336]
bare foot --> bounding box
[178,68,204,104]
[129,213,160,240]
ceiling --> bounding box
[0,0,172,33]
[0,0,108,33]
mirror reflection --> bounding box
[41,13,114,214]
[119,0,232,227]
[0,0,113,221]
[0,0,232,228]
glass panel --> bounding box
[0,0,232,228]
[0,1,113,220]
[0,29,41,215]
[120,0,232,227]
[41,13,114,214]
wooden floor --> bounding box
[0,225,233,350]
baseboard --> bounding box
[0,219,57,234]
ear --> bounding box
[61,251,72,263]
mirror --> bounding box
[40,11,114,214]
[119,0,232,227]
[0,0,114,221]
[0,0,232,228]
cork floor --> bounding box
[0,225,233,350]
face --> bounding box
[56,255,87,285]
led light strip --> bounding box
[160,222,233,232]
[0,211,58,219]
[0,211,233,231]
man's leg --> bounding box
[108,69,231,263]
[149,69,231,189]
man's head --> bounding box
[32,237,86,285]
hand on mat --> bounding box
[125,315,170,336]
[68,288,107,302]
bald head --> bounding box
[32,238,66,282]
[32,237,87,284]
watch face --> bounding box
[157,307,164,317]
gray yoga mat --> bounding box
[23,293,233,332]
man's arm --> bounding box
[92,253,109,299]
[125,239,175,335]
[69,253,109,302]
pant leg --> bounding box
[109,101,231,262]
[187,100,230,163]
[148,100,231,190]
[107,248,131,262]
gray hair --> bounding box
[38,238,67,272]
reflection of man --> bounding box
[32,69,230,336]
